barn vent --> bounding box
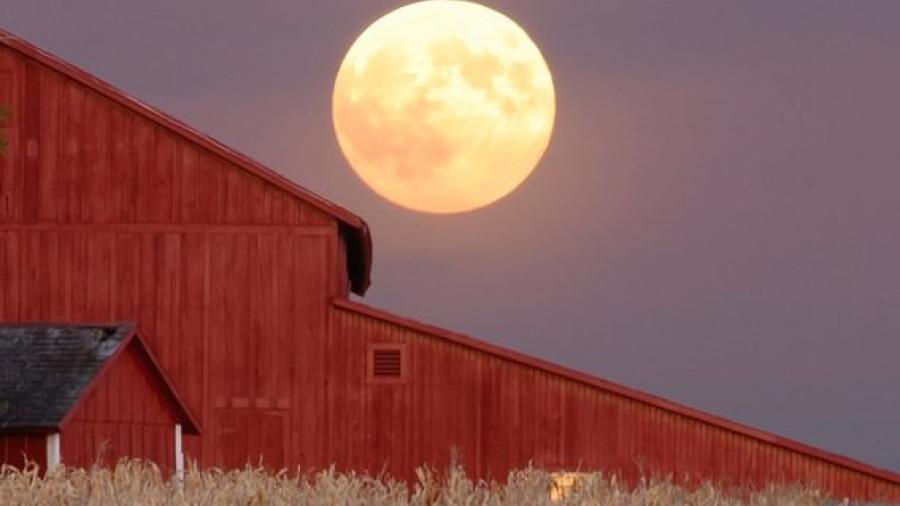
[373,349,402,377]
[367,344,407,384]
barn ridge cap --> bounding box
[0,28,372,295]
[332,298,900,486]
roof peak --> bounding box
[0,27,372,295]
[0,323,199,434]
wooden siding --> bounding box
[328,303,900,503]
[61,342,177,470]
[0,45,332,227]
[0,228,336,468]
[0,40,345,470]
[0,434,46,470]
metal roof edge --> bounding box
[0,27,372,296]
[331,297,900,486]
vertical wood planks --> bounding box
[327,304,900,501]
[0,47,23,223]
[0,434,46,471]
[58,342,178,471]
[2,36,359,476]
[0,47,335,228]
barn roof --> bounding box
[0,324,200,434]
[0,29,372,295]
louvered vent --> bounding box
[372,349,402,377]
[367,344,407,384]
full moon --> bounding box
[333,0,555,214]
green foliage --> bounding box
[0,105,10,156]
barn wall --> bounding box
[0,43,345,470]
[0,228,334,469]
[60,342,177,469]
[327,305,900,503]
[0,434,46,471]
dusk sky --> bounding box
[5,1,899,471]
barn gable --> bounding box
[0,29,371,294]
[0,323,198,435]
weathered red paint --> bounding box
[0,28,898,502]
[0,328,198,471]
[329,299,900,500]
[59,333,199,470]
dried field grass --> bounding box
[0,460,850,505]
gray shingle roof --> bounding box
[0,324,133,431]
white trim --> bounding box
[174,424,184,481]
[45,433,61,471]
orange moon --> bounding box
[332,0,555,214]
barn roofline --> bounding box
[127,331,203,435]
[332,298,900,486]
[0,28,372,295]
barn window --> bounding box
[367,343,407,384]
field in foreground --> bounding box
[0,460,862,505]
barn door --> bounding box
[208,234,296,470]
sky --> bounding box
[4,1,899,472]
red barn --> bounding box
[0,29,898,501]
[0,324,199,472]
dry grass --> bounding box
[0,460,851,505]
